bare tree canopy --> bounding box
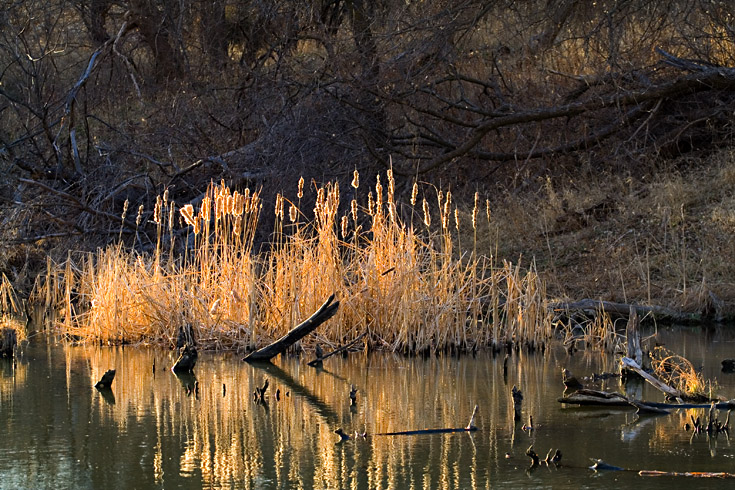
[2,0,735,289]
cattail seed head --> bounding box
[136,205,144,226]
[351,169,359,189]
[289,204,297,223]
[341,215,348,238]
[180,204,196,227]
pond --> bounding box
[1,326,735,489]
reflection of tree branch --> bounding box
[250,362,340,425]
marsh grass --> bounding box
[0,273,27,342]
[650,346,717,401]
[45,172,553,354]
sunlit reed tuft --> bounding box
[48,174,552,354]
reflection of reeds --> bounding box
[45,173,552,353]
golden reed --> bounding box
[43,173,552,354]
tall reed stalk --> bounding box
[44,173,552,354]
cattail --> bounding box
[454,207,460,231]
[209,299,220,316]
[232,191,243,216]
[180,204,196,227]
[486,199,491,223]
[351,169,359,189]
[162,188,169,206]
[200,197,211,222]
[243,189,251,214]
[375,175,383,208]
[351,199,358,222]
[215,194,224,220]
[121,199,129,220]
[341,215,348,238]
[168,202,175,232]
[289,204,297,223]
[472,192,479,230]
[153,195,162,224]
[297,176,304,199]
[442,190,452,230]
[275,194,283,219]
[193,217,201,235]
[411,181,418,206]
[368,192,374,215]
[387,168,394,202]
[136,204,144,226]
[422,198,431,227]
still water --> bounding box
[1,326,735,489]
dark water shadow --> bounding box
[249,361,340,425]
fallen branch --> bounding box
[375,405,478,436]
[550,299,701,324]
[243,294,340,362]
[620,356,683,399]
[639,470,735,478]
[558,388,735,410]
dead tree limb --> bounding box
[620,357,683,400]
[243,294,340,362]
[374,405,479,435]
[558,388,735,410]
[550,299,701,324]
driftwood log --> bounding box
[243,294,339,362]
[550,299,701,324]
[558,388,735,410]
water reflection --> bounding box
[1,326,735,488]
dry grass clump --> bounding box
[44,172,553,354]
[650,346,717,401]
[560,307,623,354]
[0,273,27,342]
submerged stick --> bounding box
[244,294,339,362]
[375,405,479,436]
[640,470,735,478]
[308,331,367,367]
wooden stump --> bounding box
[512,385,523,422]
[94,369,116,389]
[0,328,17,358]
[172,343,198,373]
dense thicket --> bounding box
[1,0,734,293]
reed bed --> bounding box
[43,172,553,354]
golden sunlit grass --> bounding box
[650,346,718,401]
[0,273,27,342]
[44,171,553,354]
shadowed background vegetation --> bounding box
[2,0,735,332]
